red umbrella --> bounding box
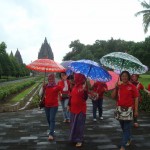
[26,59,66,83]
[26,59,66,73]
[89,71,119,90]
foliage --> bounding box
[63,37,150,69]
[139,91,150,112]
[0,42,30,78]
[135,0,150,33]
[11,83,38,103]
[0,79,35,102]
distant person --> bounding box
[89,81,108,121]
[40,73,63,141]
[58,72,71,123]
[111,71,138,150]
[148,83,150,92]
[68,73,88,147]
[130,74,150,127]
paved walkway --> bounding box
[0,97,150,150]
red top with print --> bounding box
[117,82,139,108]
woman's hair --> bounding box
[59,72,66,79]
[131,74,139,78]
[119,71,131,81]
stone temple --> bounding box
[38,37,54,60]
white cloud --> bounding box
[0,0,149,64]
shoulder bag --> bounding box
[114,106,133,120]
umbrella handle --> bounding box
[43,68,46,85]
[120,59,125,73]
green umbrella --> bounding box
[100,52,148,74]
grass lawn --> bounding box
[139,74,150,88]
[10,83,39,103]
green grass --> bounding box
[139,75,150,88]
[11,83,38,103]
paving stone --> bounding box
[0,97,150,150]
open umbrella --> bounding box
[60,60,74,69]
[26,58,66,83]
[100,52,148,74]
[26,59,65,73]
[60,60,74,76]
[89,71,119,90]
[68,59,112,82]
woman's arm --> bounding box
[134,97,139,117]
[111,87,118,99]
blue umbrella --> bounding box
[68,59,112,82]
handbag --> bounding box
[39,96,45,109]
[114,106,133,120]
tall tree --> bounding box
[15,49,23,64]
[135,1,150,33]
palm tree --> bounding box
[135,1,150,33]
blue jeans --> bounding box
[44,107,58,136]
[119,120,132,148]
[92,98,103,119]
[61,99,70,120]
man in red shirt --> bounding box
[90,81,108,121]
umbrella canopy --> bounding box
[60,60,74,69]
[60,60,74,76]
[68,59,112,82]
[26,59,66,73]
[100,52,148,74]
[89,71,119,90]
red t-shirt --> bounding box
[132,82,144,102]
[70,85,88,114]
[117,82,139,108]
[44,85,62,107]
[92,82,108,99]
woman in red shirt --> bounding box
[131,74,150,127]
[57,72,71,123]
[43,73,63,140]
[68,73,88,147]
[111,71,138,150]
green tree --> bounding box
[135,1,150,33]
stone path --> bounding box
[0,97,150,150]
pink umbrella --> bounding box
[89,71,119,90]
[106,71,119,90]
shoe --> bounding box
[76,142,82,147]
[100,117,103,120]
[120,146,125,150]
[126,139,132,146]
[93,118,97,122]
[48,135,54,141]
[134,123,139,128]
[63,119,67,123]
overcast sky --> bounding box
[0,0,149,64]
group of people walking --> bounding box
[39,71,150,150]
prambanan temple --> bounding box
[38,37,54,60]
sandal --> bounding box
[48,135,54,141]
[76,142,82,147]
